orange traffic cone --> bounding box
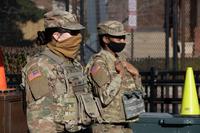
[0,49,7,91]
[180,67,200,115]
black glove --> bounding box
[36,31,47,45]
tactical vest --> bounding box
[24,48,101,132]
[85,50,143,123]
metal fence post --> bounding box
[165,0,170,70]
[150,67,158,112]
[65,0,69,11]
[173,0,178,71]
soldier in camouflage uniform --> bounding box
[85,20,145,133]
[22,10,93,133]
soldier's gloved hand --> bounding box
[121,61,139,76]
[36,31,46,45]
[115,60,125,78]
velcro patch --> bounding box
[90,64,110,87]
[28,69,42,81]
[27,65,49,100]
[91,65,100,75]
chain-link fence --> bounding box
[85,0,200,72]
[83,0,200,115]
[1,0,200,73]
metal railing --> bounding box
[142,67,200,114]
[6,69,200,114]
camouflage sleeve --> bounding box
[22,61,49,103]
[21,69,34,103]
[134,75,146,95]
[21,61,59,132]
[90,59,122,106]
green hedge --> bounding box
[2,47,200,74]
[2,46,44,74]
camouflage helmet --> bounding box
[97,20,128,36]
[44,9,84,30]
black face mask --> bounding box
[107,41,126,53]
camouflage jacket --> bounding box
[85,49,143,123]
[22,48,92,132]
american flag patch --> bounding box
[91,65,100,75]
[28,70,42,81]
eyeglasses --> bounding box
[59,28,80,36]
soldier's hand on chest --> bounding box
[121,61,139,76]
[114,61,125,78]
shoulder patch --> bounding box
[90,64,110,87]
[28,69,42,81]
[27,65,49,100]
[91,65,100,75]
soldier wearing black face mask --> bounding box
[85,20,145,133]
[105,35,126,53]
[97,21,127,55]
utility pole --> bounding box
[80,0,85,65]
[165,0,170,70]
[65,0,69,11]
[128,0,137,62]
[172,0,178,71]
[72,0,77,15]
